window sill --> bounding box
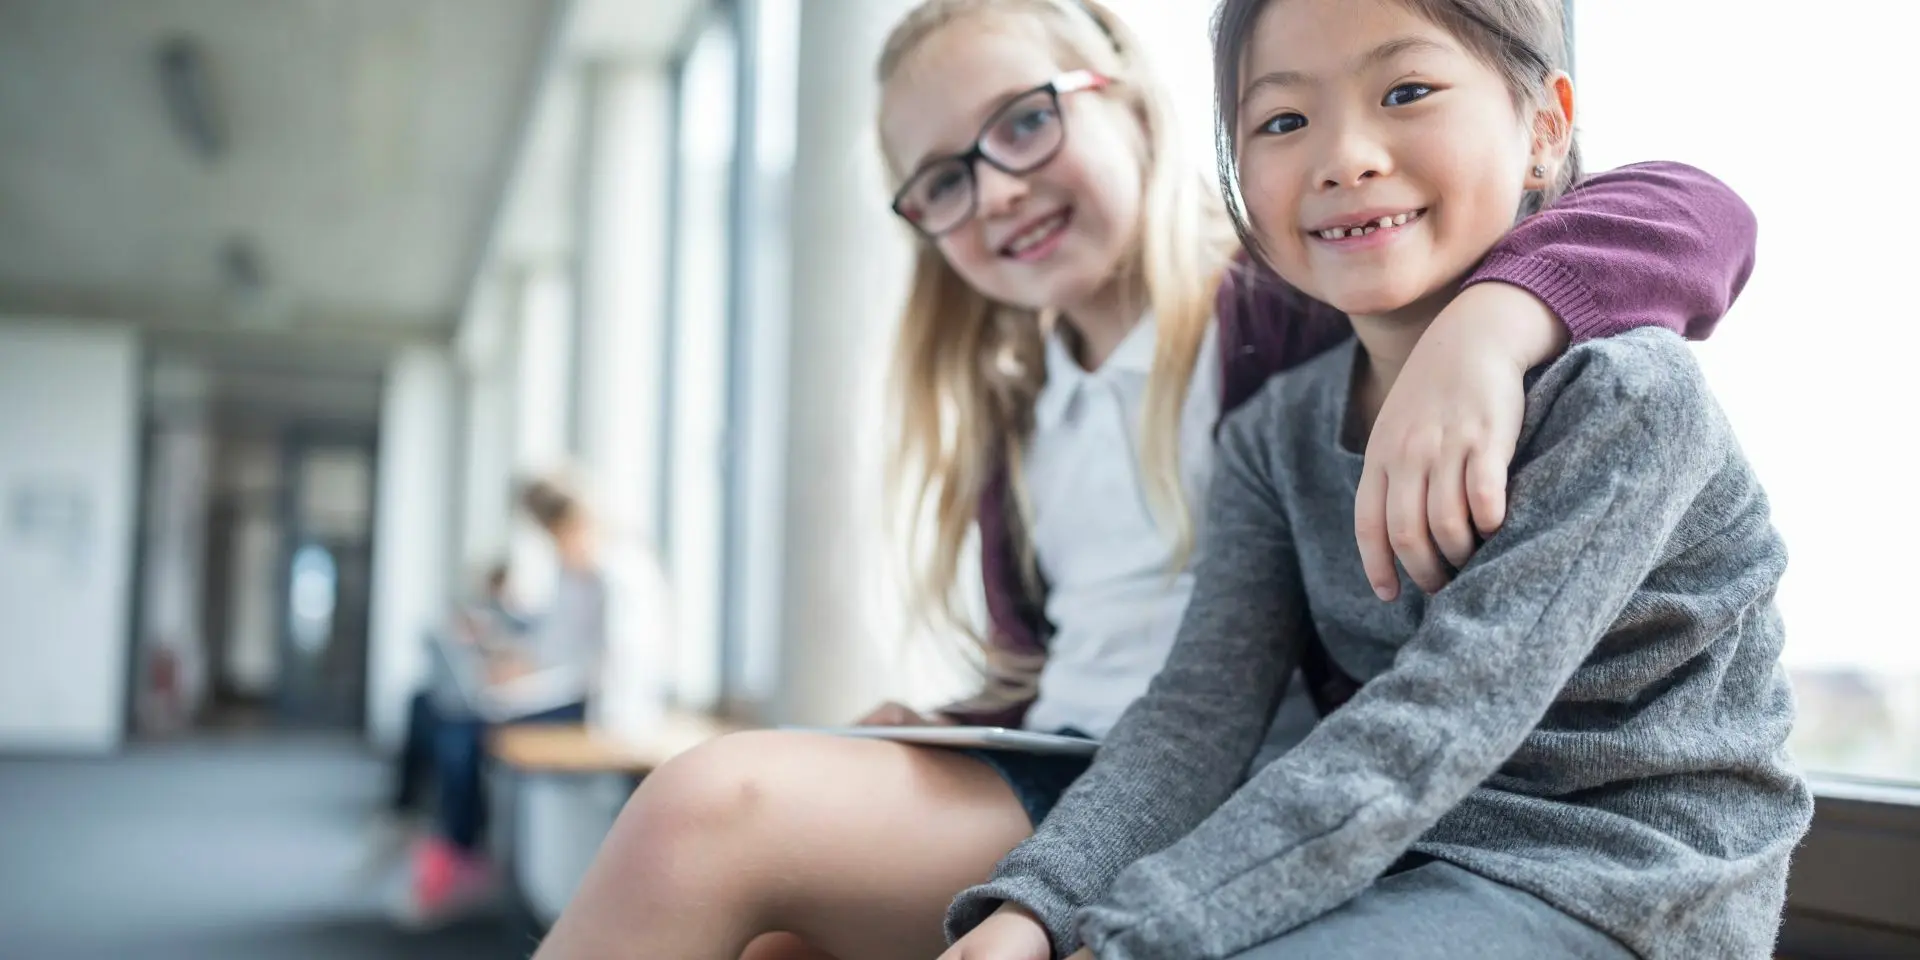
[1782,774,1920,957]
[1808,773,1920,809]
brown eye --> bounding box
[1259,112,1306,135]
[1383,83,1434,107]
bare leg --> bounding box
[534,731,1031,960]
[741,933,841,960]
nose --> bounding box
[1313,116,1392,191]
[974,162,1030,219]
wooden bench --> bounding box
[486,711,748,928]
[488,711,744,776]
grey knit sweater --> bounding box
[947,330,1812,959]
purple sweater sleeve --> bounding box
[1220,161,1757,412]
[1467,160,1757,342]
[960,161,1756,724]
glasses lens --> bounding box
[898,158,973,235]
[980,89,1064,173]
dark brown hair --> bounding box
[1210,0,1582,261]
[483,560,510,593]
[517,476,581,532]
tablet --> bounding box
[791,725,1100,757]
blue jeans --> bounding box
[435,701,587,851]
[393,691,440,812]
[958,728,1096,827]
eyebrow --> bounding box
[1238,36,1450,109]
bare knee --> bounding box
[633,732,785,836]
[537,733,816,958]
[556,731,1024,959]
[741,932,840,960]
[599,732,815,887]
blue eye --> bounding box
[925,168,967,202]
[1383,83,1434,107]
[1259,112,1306,135]
[1008,106,1057,139]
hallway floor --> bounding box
[0,734,530,960]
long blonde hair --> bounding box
[879,0,1239,673]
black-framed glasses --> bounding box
[891,69,1111,238]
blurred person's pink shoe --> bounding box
[386,835,498,929]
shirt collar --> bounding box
[1104,314,1158,374]
[1033,315,1158,430]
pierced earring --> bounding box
[1532,164,1547,178]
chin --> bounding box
[1288,246,1456,320]
[1038,270,1110,313]
[1308,281,1425,319]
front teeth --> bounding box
[1008,214,1065,254]
[1317,210,1418,241]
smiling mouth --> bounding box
[1310,208,1427,241]
[1000,209,1072,258]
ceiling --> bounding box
[0,0,709,428]
[0,0,559,342]
[148,339,388,432]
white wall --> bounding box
[366,347,458,750]
[0,320,140,752]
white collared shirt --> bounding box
[1021,315,1320,751]
[1021,316,1221,737]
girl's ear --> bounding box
[1526,71,1575,190]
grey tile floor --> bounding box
[0,734,531,960]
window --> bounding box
[663,9,739,712]
[721,0,799,710]
[1574,1,1920,785]
[1102,1,1216,169]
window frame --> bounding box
[1781,777,1920,955]
[718,0,755,714]
[714,0,797,719]
[660,0,742,714]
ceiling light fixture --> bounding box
[156,36,226,161]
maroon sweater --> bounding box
[946,161,1759,727]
